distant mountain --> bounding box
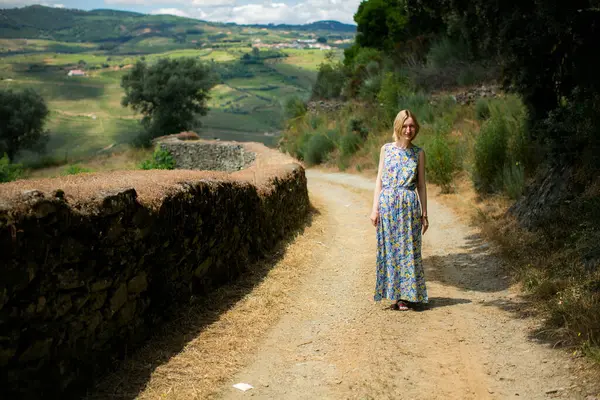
[0,5,355,44]
[245,20,356,33]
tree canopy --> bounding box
[0,89,49,161]
[121,57,216,140]
[348,0,600,164]
[353,0,408,50]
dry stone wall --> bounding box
[158,137,256,171]
[0,139,309,399]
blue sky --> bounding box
[0,0,360,25]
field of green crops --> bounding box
[0,38,343,167]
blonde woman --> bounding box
[370,109,429,311]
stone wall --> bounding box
[0,141,309,399]
[452,84,500,105]
[158,137,256,171]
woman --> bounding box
[370,109,429,311]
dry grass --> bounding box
[432,169,600,367]
[25,147,154,179]
[433,171,512,225]
[87,197,327,399]
[0,140,301,213]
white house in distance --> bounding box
[67,69,86,77]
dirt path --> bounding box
[91,169,597,399]
[215,170,593,400]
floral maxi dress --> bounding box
[374,143,428,303]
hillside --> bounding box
[0,4,354,170]
[246,20,357,33]
[0,5,356,53]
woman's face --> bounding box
[401,117,417,141]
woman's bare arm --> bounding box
[417,149,429,233]
[370,145,385,225]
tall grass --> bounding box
[474,116,508,191]
[421,127,459,193]
[482,187,600,359]
[0,154,22,182]
[339,131,362,157]
[63,164,93,175]
[475,98,490,121]
[474,95,531,196]
[304,131,336,165]
[502,162,525,199]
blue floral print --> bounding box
[374,143,428,303]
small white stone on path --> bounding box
[233,383,254,392]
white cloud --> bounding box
[0,0,65,7]
[0,0,358,24]
[106,0,235,5]
[177,0,360,25]
[150,7,190,18]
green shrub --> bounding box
[424,133,459,193]
[398,92,434,123]
[339,132,363,157]
[359,74,383,101]
[474,116,508,191]
[497,96,531,169]
[325,127,342,145]
[304,133,335,165]
[0,154,22,182]
[282,130,311,161]
[309,113,325,130]
[139,146,176,170]
[312,62,346,99]
[377,71,412,120]
[398,93,457,125]
[337,156,350,171]
[348,117,369,139]
[351,47,383,69]
[284,96,307,120]
[482,95,534,179]
[63,164,93,175]
[472,96,529,193]
[475,98,491,121]
[426,37,470,69]
[503,162,525,199]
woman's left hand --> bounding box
[422,216,429,235]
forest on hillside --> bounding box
[0,5,355,49]
[0,5,355,179]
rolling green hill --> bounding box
[0,5,352,169]
[0,5,355,53]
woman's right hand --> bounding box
[370,210,379,226]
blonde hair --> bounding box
[392,109,420,141]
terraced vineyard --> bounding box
[0,6,353,167]
[0,42,342,166]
